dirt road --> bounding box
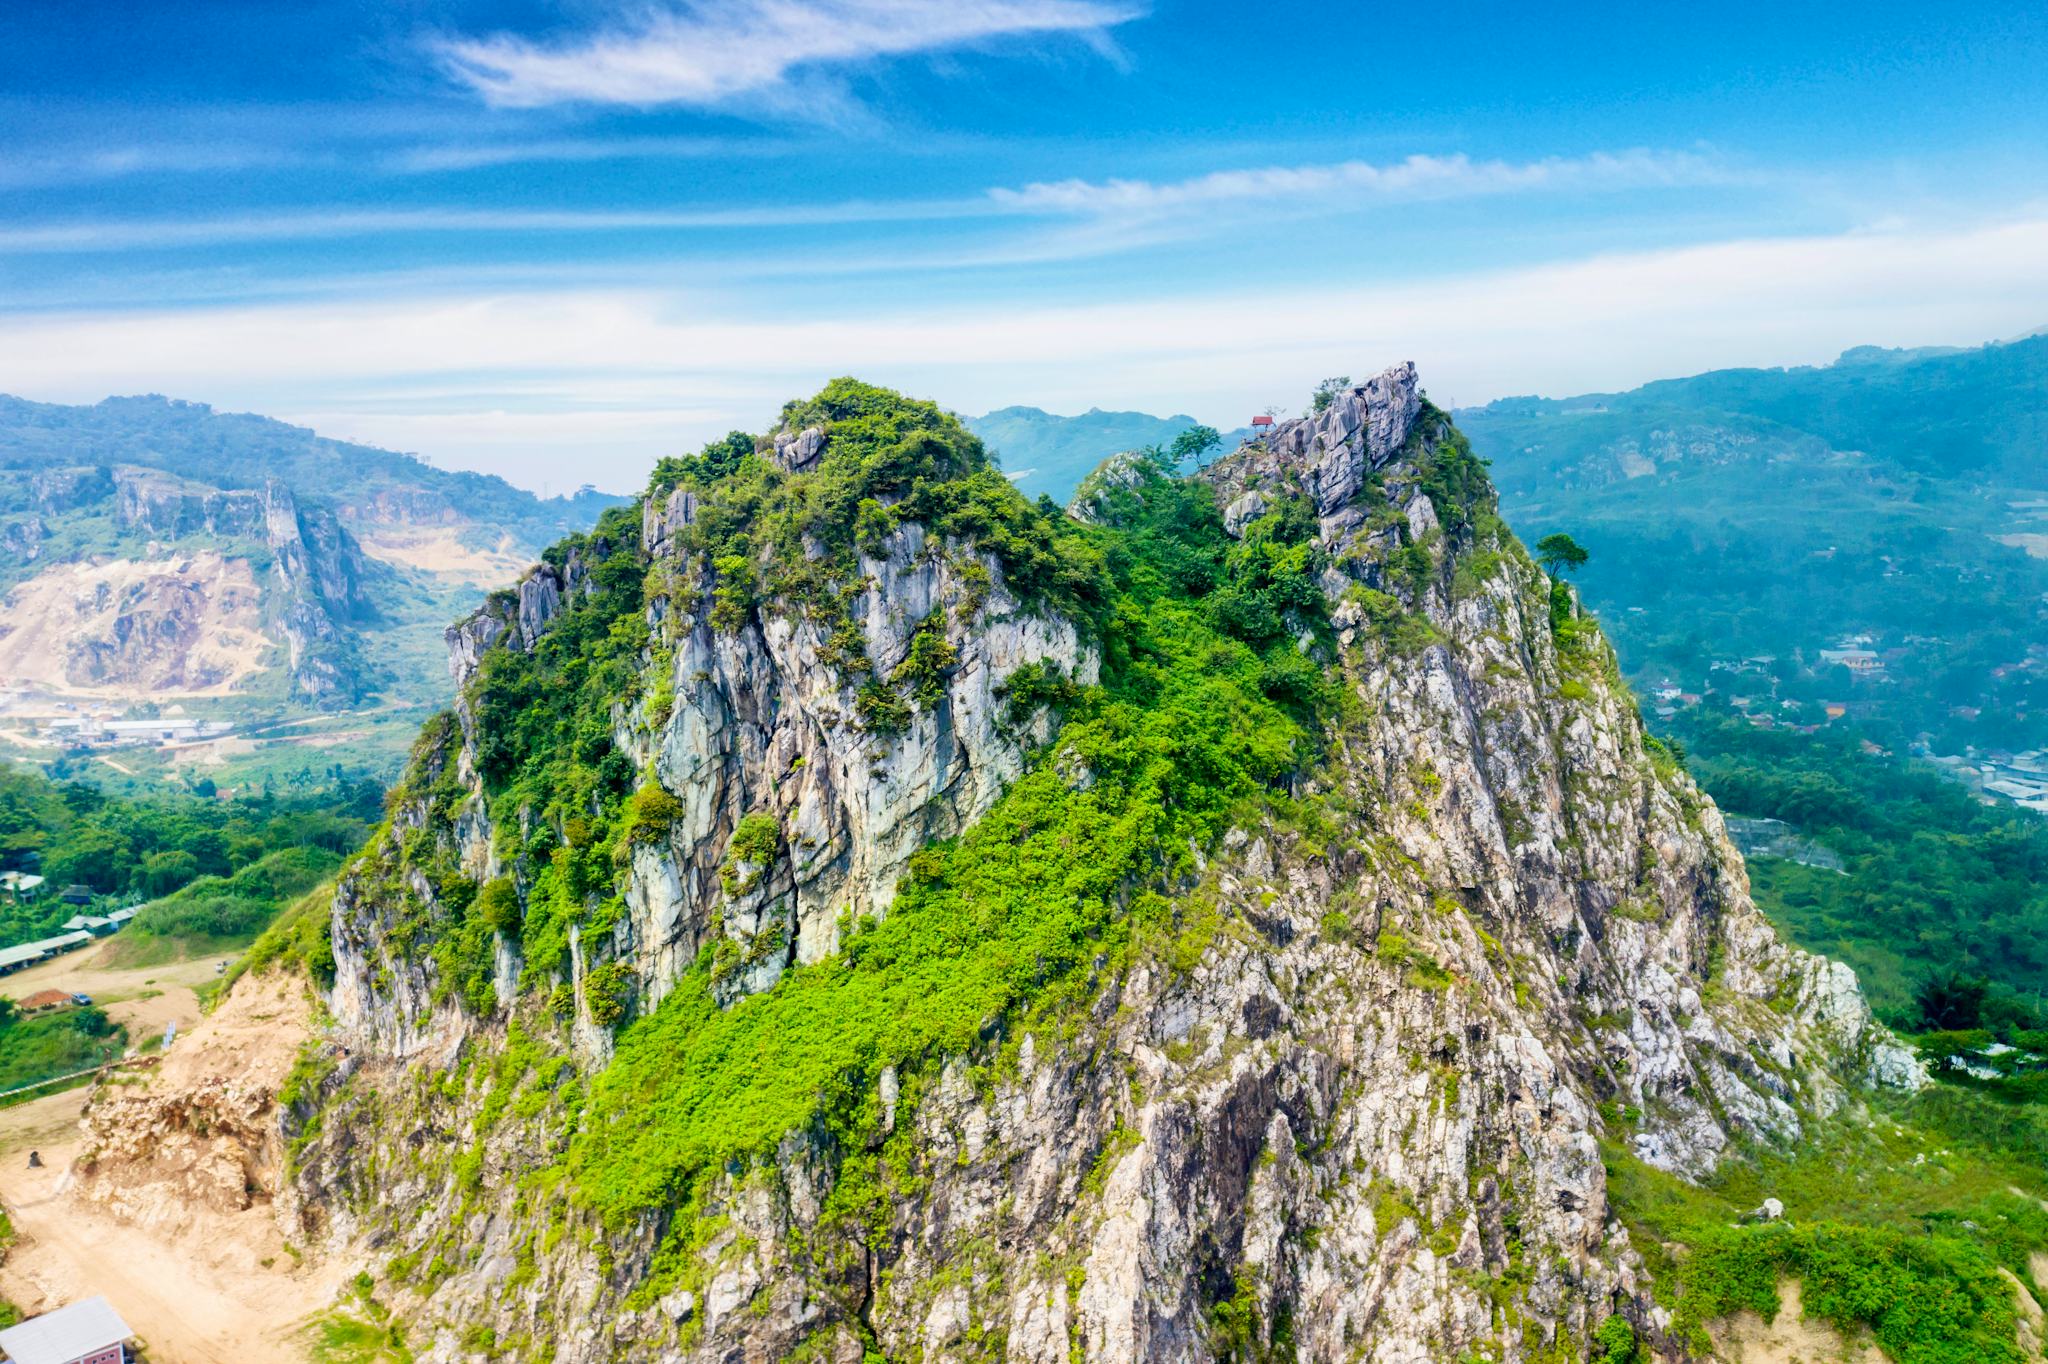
[0,972,342,1363]
[0,939,236,1042]
[0,1144,316,1364]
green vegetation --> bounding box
[1606,1087,2048,1363]
[212,882,338,1000]
[357,383,1444,1308]
[1589,1316,1639,1364]
[1463,333,2048,755]
[116,844,344,956]
[0,996,124,1094]
[568,401,1340,1267]
[303,1269,412,1364]
[1533,531,1588,577]
[0,765,374,949]
[1669,710,2048,1021]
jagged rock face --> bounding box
[393,477,1096,1052]
[616,517,1095,1002]
[1207,364,1421,538]
[297,368,1918,1364]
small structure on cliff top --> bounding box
[0,1295,135,1364]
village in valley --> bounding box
[1637,628,2048,814]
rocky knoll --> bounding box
[290,370,1917,1363]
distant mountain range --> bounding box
[12,333,2044,791]
[1460,333,2048,753]
[0,394,623,785]
[964,405,1249,498]
[975,334,2048,755]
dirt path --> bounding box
[0,972,343,1364]
[0,940,236,1043]
[0,1148,315,1364]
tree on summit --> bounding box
[1168,424,1222,468]
[1310,376,1352,414]
[1536,532,1590,578]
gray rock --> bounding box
[302,361,1924,1364]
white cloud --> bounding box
[0,147,1725,256]
[0,201,974,254]
[0,144,307,189]
[433,0,1142,113]
[3,214,2044,491]
[385,135,793,174]
[989,149,1739,216]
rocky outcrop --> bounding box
[0,462,377,703]
[1207,363,1422,538]
[293,367,1920,1364]
[69,971,310,1236]
[402,464,1096,1050]
[1065,449,1153,525]
[614,516,1095,1002]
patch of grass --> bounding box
[1605,1090,2048,1362]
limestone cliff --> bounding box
[288,369,1918,1364]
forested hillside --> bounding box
[1462,333,2048,756]
[0,764,374,949]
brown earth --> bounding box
[0,940,238,1050]
[355,526,528,587]
[0,970,346,1363]
[0,553,271,699]
[1713,1280,1886,1363]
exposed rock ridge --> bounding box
[1205,362,1423,538]
[366,435,1097,1058]
[296,367,1919,1364]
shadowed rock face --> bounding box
[299,368,1918,1364]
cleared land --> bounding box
[0,959,340,1363]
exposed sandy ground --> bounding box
[0,941,237,1047]
[2006,1264,2046,1359]
[0,553,271,699]
[355,526,528,587]
[0,972,342,1364]
[1714,1280,1885,1363]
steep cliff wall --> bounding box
[289,370,1917,1364]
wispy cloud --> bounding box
[0,202,974,254]
[990,149,1739,216]
[0,143,309,189]
[386,135,797,174]
[432,0,1142,114]
[0,148,1731,257]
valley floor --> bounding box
[0,939,238,1047]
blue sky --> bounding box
[3,0,2047,492]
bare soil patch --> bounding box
[0,972,344,1364]
[1713,1280,1885,1363]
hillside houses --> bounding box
[0,909,138,976]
